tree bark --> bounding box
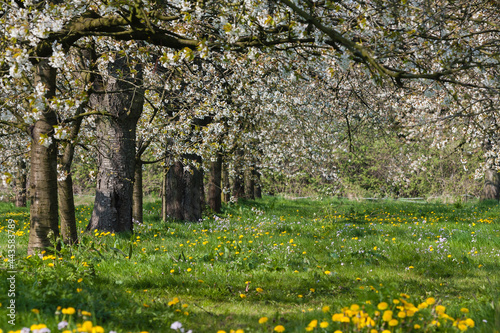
[58,48,92,244]
[164,160,184,220]
[232,149,245,201]
[58,171,78,245]
[163,155,204,221]
[222,161,231,203]
[132,160,143,224]
[244,167,255,200]
[183,154,204,221]
[481,169,500,201]
[253,168,262,199]
[86,57,144,232]
[208,153,222,212]
[15,159,27,207]
[232,172,244,201]
[28,60,59,255]
[161,166,166,220]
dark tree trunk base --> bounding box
[28,60,59,255]
[59,174,79,244]
[15,160,27,207]
[163,155,204,222]
[208,154,222,213]
[481,169,500,201]
[86,57,144,233]
[133,161,143,224]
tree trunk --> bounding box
[163,155,204,222]
[253,168,262,199]
[183,154,204,221]
[232,150,245,202]
[244,167,255,200]
[164,160,184,220]
[222,161,231,203]
[233,172,244,201]
[28,60,59,255]
[58,48,93,244]
[15,159,27,207]
[208,153,222,212]
[161,166,166,220]
[132,160,143,224]
[58,172,78,245]
[58,107,86,245]
[86,57,144,232]
[481,169,500,201]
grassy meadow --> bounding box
[0,196,499,333]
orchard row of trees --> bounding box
[0,0,499,254]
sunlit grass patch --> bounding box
[0,197,499,332]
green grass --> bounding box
[0,196,499,333]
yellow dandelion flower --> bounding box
[320,321,329,328]
[308,319,318,328]
[460,308,469,313]
[322,305,330,313]
[436,305,446,314]
[389,319,398,326]
[377,302,389,310]
[81,321,93,331]
[382,310,393,321]
[426,297,436,305]
[465,318,475,327]
[274,325,285,332]
[31,324,47,330]
[418,302,429,309]
[239,294,246,298]
[62,307,76,315]
[259,317,268,324]
[256,287,264,293]
[332,313,344,322]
